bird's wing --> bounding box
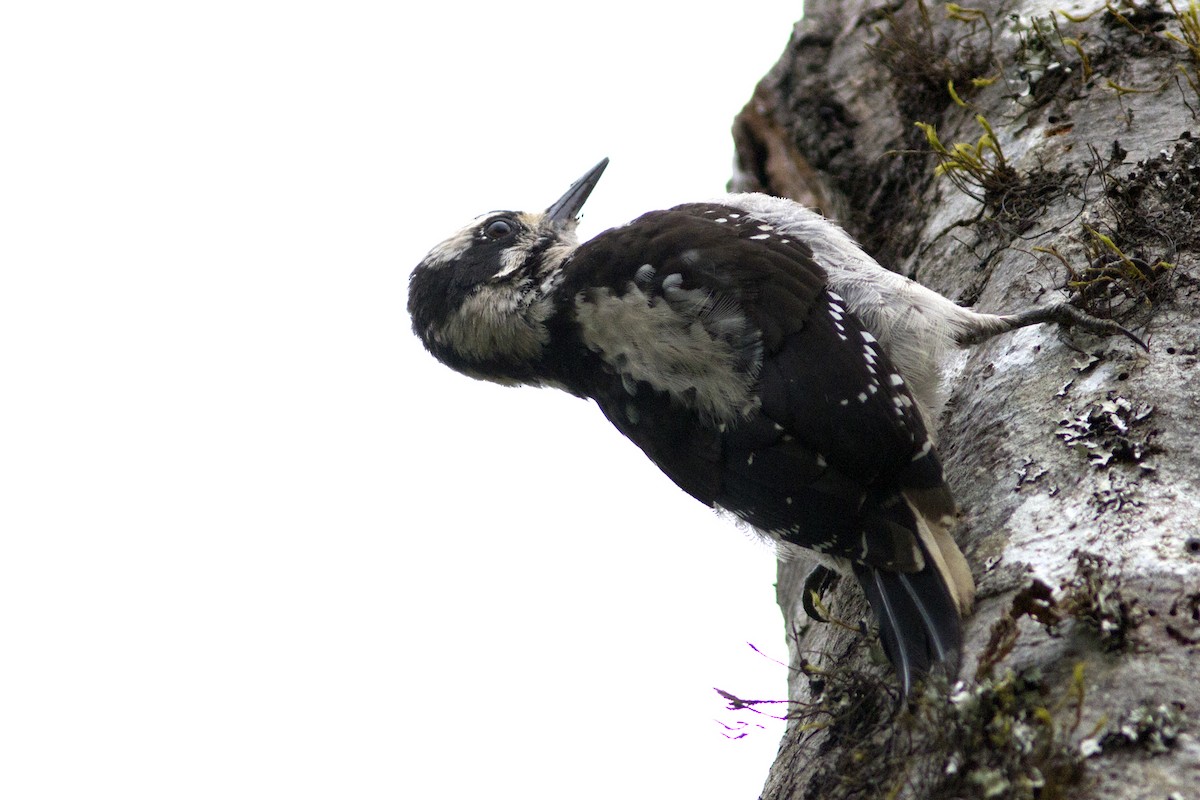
[561,204,951,570]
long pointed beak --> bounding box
[545,158,609,226]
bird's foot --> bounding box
[801,565,841,623]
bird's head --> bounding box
[407,159,608,385]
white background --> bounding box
[2,3,805,797]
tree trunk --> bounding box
[730,2,1200,797]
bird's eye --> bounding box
[484,219,514,239]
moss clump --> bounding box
[915,115,1016,201]
[913,115,1076,237]
[1102,134,1200,258]
[1061,552,1144,650]
[787,661,1089,800]
[924,666,1087,800]
[785,578,1092,800]
[868,1,994,122]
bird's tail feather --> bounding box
[853,554,964,697]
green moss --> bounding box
[776,551,1196,797]
[913,115,1072,235]
[785,661,1090,799]
[930,666,1087,800]
[1165,0,1200,98]
[783,578,1098,800]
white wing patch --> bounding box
[575,281,763,423]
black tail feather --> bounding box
[854,560,964,697]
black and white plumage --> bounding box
[407,159,1142,695]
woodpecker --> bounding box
[407,159,1143,695]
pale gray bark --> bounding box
[731,2,1200,797]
